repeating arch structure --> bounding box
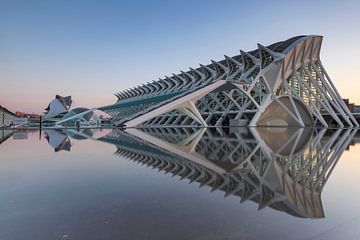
[99,35,358,128]
[99,127,356,218]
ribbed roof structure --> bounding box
[100,35,358,128]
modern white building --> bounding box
[100,35,358,128]
[56,107,101,127]
[0,105,17,128]
[43,95,72,121]
[43,95,100,127]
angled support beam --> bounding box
[303,66,353,127]
[125,80,227,127]
[55,108,97,126]
[315,62,358,127]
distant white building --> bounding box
[42,95,101,127]
[0,105,17,127]
[43,95,72,121]
[353,105,360,113]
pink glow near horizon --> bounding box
[2,55,360,115]
[0,93,116,114]
[2,1,360,114]
[1,60,360,115]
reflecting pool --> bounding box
[0,127,360,240]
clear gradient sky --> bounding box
[1,0,360,114]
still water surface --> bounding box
[0,127,360,240]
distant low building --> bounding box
[353,105,360,113]
[342,99,360,114]
[343,99,355,113]
[15,112,41,119]
[0,105,17,127]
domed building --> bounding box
[42,95,101,127]
[43,95,72,121]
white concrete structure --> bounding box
[42,95,101,127]
[0,106,17,128]
[100,35,358,128]
[54,107,101,127]
[43,95,72,121]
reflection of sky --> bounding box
[1,0,360,114]
[0,131,360,239]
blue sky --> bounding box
[1,0,360,113]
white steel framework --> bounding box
[99,36,357,128]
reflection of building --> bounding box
[0,105,17,127]
[100,35,357,128]
[0,129,13,145]
[44,128,98,152]
[99,127,355,218]
[45,130,71,152]
[12,131,28,139]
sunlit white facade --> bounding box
[43,95,72,121]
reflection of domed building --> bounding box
[64,128,97,140]
[44,128,99,152]
[44,129,71,152]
